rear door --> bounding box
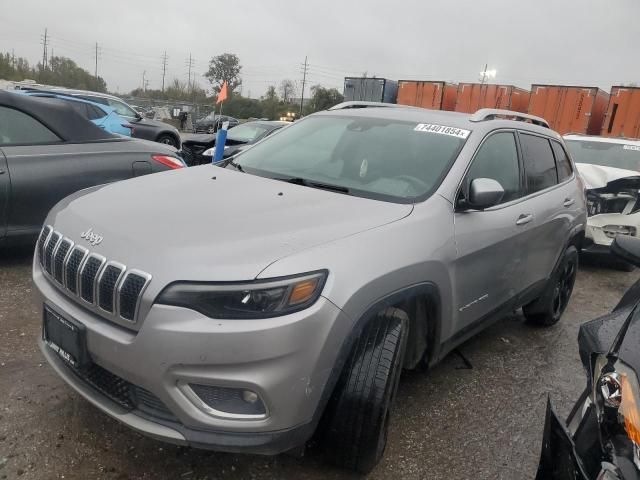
[453,130,532,330]
[0,149,9,239]
[517,132,574,290]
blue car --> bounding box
[16,91,132,136]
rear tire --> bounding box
[156,134,179,148]
[322,307,408,474]
[523,246,578,327]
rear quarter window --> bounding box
[0,106,61,145]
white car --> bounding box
[565,134,640,267]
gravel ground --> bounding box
[0,247,637,480]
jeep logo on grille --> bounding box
[80,228,104,246]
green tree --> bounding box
[261,85,280,120]
[304,85,344,114]
[37,56,107,92]
[205,53,242,95]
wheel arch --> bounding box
[156,130,180,146]
[312,282,442,427]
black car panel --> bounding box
[0,150,8,238]
[0,91,183,244]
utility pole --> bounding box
[161,51,168,92]
[142,70,147,92]
[40,28,49,70]
[11,49,15,68]
[299,55,308,116]
[94,42,99,79]
[185,53,195,92]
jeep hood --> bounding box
[576,162,640,190]
[47,166,412,283]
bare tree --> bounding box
[279,79,296,103]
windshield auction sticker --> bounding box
[414,123,471,139]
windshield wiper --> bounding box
[222,157,245,172]
[280,177,350,194]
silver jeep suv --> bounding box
[33,106,586,473]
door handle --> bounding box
[563,198,575,207]
[0,169,5,175]
[516,214,534,226]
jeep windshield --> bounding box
[230,115,468,203]
[566,139,640,172]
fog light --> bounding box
[242,390,259,404]
[181,383,267,419]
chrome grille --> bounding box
[80,255,105,303]
[53,239,73,284]
[98,263,124,313]
[65,247,87,294]
[37,226,52,263]
[119,272,150,321]
[38,225,151,324]
[44,232,61,274]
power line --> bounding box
[299,55,308,116]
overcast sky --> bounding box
[2,0,639,99]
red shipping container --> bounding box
[602,86,640,138]
[455,83,530,113]
[397,81,458,111]
[528,85,609,135]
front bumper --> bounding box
[34,262,351,454]
[586,213,640,249]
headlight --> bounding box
[594,355,640,471]
[156,271,327,319]
[202,146,228,157]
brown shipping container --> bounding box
[455,83,530,113]
[602,86,640,138]
[528,85,609,135]
[397,81,458,110]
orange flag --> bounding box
[216,81,228,104]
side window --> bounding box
[80,95,108,106]
[520,133,558,193]
[106,99,137,119]
[465,132,521,203]
[86,105,106,120]
[66,101,89,118]
[551,141,573,182]
[0,106,61,145]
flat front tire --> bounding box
[322,307,408,474]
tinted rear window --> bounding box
[520,133,558,193]
[551,141,572,181]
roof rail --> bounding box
[328,101,411,111]
[469,108,550,128]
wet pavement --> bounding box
[0,247,638,480]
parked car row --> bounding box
[14,85,182,148]
[0,90,185,246]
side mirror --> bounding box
[466,178,505,210]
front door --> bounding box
[453,130,533,332]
